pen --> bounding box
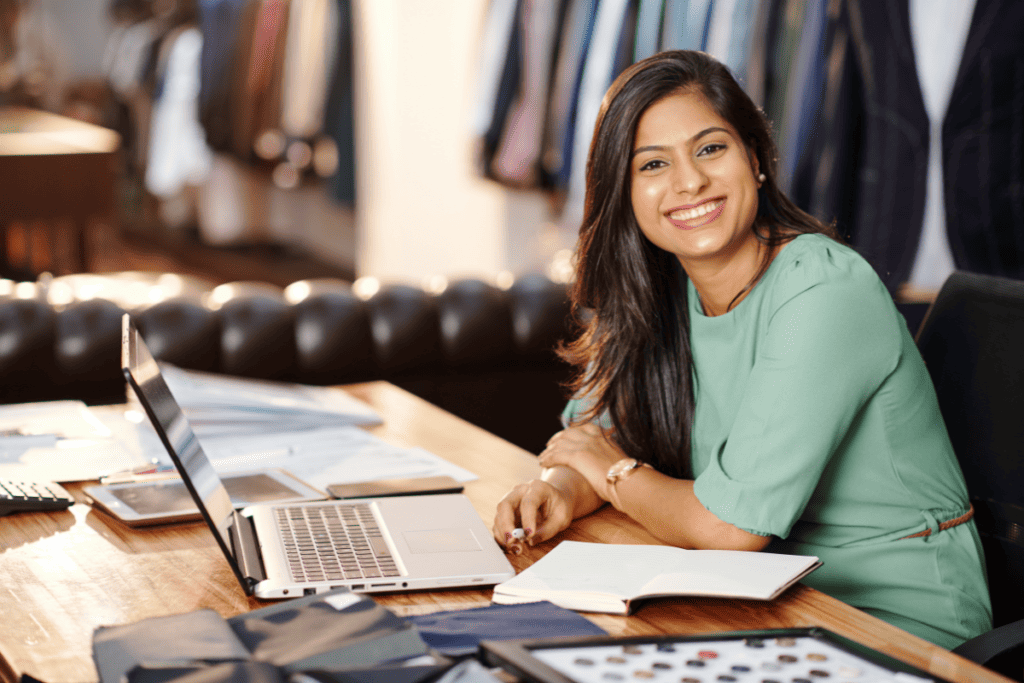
[100,463,178,485]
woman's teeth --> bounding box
[670,199,724,221]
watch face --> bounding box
[607,458,640,482]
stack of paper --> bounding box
[0,401,143,481]
[158,364,382,436]
[0,374,478,488]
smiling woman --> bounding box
[492,50,992,651]
[629,93,763,314]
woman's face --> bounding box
[629,91,762,272]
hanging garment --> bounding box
[232,0,290,161]
[561,0,637,232]
[197,0,249,152]
[280,0,339,141]
[540,0,598,193]
[794,0,1024,290]
[904,0,977,291]
[491,0,564,188]
[146,26,214,199]
[742,0,782,107]
[776,0,828,191]
[323,0,356,205]
[661,0,712,51]
[633,0,664,61]
[471,0,522,178]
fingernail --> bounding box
[505,532,511,540]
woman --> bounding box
[492,50,991,649]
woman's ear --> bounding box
[747,146,761,182]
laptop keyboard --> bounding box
[276,503,401,583]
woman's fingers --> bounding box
[517,482,547,545]
[492,480,571,551]
[492,484,525,548]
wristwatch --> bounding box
[606,458,646,485]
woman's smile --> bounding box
[667,198,726,228]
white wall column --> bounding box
[354,0,516,284]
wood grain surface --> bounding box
[0,382,1009,683]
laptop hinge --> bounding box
[230,510,267,590]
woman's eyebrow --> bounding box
[631,126,731,158]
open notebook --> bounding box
[492,540,820,614]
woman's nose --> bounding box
[673,160,708,196]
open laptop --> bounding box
[120,314,514,599]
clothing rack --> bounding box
[103,0,356,239]
[473,0,1024,294]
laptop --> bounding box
[120,314,514,599]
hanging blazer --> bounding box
[793,0,1024,291]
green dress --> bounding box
[564,234,991,648]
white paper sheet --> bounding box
[197,426,478,490]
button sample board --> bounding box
[480,628,948,683]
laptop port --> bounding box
[351,584,365,590]
[371,583,396,588]
[303,588,317,596]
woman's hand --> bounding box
[492,465,606,553]
[492,477,576,553]
[538,424,626,502]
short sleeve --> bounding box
[693,255,902,538]
[562,392,612,429]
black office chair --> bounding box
[915,270,1024,679]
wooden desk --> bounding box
[0,106,120,276]
[0,382,1008,683]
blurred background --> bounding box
[1,0,1021,310]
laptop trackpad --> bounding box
[403,528,482,553]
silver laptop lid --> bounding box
[120,314,245,584]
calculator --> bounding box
[0,479,75,515]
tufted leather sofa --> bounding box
[0,271,575,455]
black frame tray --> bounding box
[479,627,952,683]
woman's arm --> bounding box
[605,463,770,550]
[538,424,770,551]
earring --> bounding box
[758,173,766,183]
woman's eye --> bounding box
[697,143,726,157]
[638,159,666,172]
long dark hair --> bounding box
[560,50,836,479]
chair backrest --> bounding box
[916,271,1024,628]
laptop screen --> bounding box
[120,315,237,563]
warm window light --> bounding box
[284,281,312,304]
[47,281,73,305]
[125,282,149,305]
[157,274,185,296]
[423,275,448,295]
[254,129,286,160]
[495,271,514,291]
[286,140,313,168]
[77,283,101,301]
[272,162,301,190]
[352,277,380,300]
[313,137,339,177]
[547,249,575,284]
[208,284,237,309]
[15,282,38,300]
